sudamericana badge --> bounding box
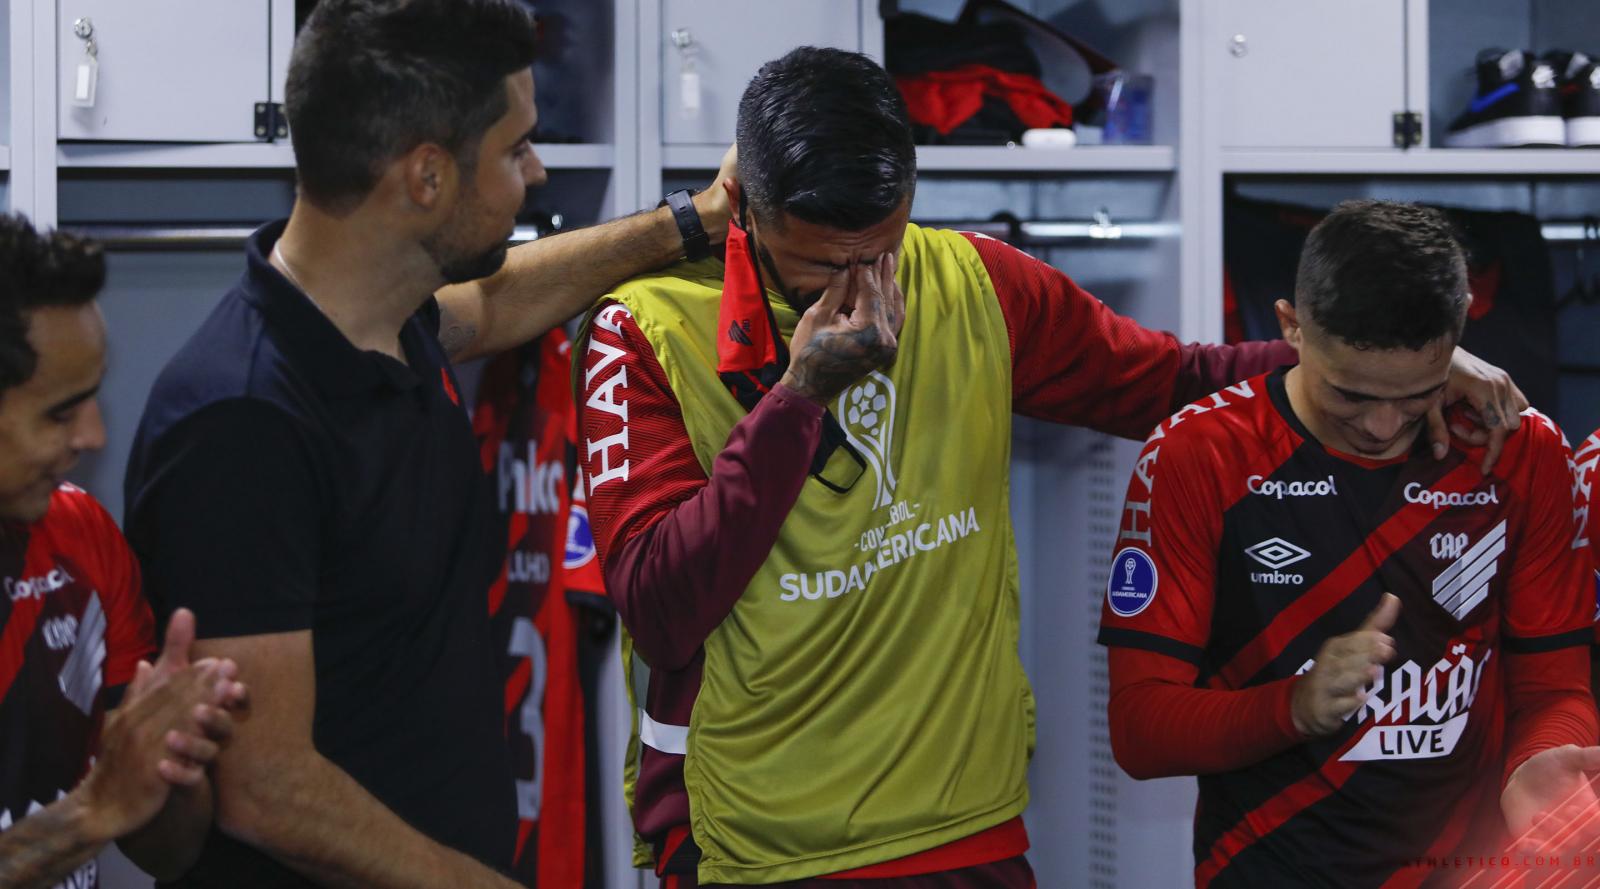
[1107,547,1158,617]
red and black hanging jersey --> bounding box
[0,484,155,889]
[475,331,605,888]
[1098,371,1592,888]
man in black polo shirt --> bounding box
[122,1,731,887]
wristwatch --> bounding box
[659,188,711,261]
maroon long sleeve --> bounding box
[1172,338,1298,411]
[580,303,820,671]
[958,232,1298,437]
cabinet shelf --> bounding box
[917,145,1176,173]
[660,145,734,170]
[662,143,1177,173]
[57,142,617,171]
[532,143,616,169]
[58,143,297,169]
[1222,148,1600,176]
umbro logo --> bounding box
[1245,538,1310,570]
[1245,538,1310,585]
[728,320,753,346]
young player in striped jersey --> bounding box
[1100,200,1600,888]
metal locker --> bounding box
[1208,0,1408,149]
[661,0,864,145]
[57,0,273,142]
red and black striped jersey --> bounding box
[0,484,155,889]
[1098,370,1593,888]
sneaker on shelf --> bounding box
[1548,50,1600,147]
[1444,48,1565,148]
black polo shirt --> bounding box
[124,221,513,886]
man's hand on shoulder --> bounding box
[1427,347,1528,474]
[780,253,906,405]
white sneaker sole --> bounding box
[1568,116,1600,147]
[1444,115,1566,148]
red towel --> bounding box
[896,64,1073,135]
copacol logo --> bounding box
[837,371,899,510]
[1404,483,1500,510]
[1107,547,1158,616]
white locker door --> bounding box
[661,0,862,145]
[57,0,272,142]
[1209,0,1407,149]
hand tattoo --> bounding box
[786,325,897,403]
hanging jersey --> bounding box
[0,484,156,889]
[475,331,604,888]
[1097,371,1591,888]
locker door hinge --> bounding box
[1392,111,1423,149]
[254,102,288,142]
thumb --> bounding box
[129,659,155,697]
[1360,593,1401,634]
[1559,745,1600,773]
[158,608,197,670]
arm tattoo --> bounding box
[436,306,479,360]
[0,794,108,889]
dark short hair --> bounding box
[736,47,917,231]
[286,0,537,211]
[0,214,105,393]
[1294,200,1469,350]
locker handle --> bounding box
[71,17,99,108]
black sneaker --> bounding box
[1547,50,1600,147]
[1444,48,1564,147]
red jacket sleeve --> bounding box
[1500,414,1600,784]
[1502,648,1598,787]
[959,232,1296,438]
[578,302,822,671]
[1109,648,1303,780]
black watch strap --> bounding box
[660,188,711,261]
